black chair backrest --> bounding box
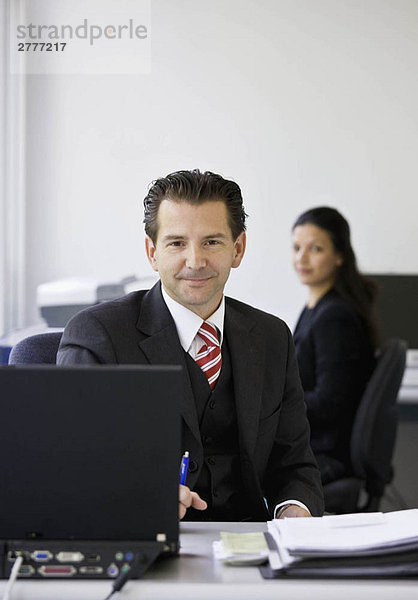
[350,338,407,498]
[8,332,63,364]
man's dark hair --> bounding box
[143,169,247,242]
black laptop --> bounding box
[0,364,182,579]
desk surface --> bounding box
[1,522,417,599]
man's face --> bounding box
[145,199,246,319]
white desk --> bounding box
[399,387,418,403]
[1,522,417,599]
[399,351,418,404]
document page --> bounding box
[269,509,418,556]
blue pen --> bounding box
[180,451,189,485]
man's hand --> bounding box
[179,485,207,520]
[276,504,311,519]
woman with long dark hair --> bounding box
[292,207,378,484]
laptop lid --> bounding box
[0,365,181,547]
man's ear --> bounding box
[145,236,159,272]
[232,231,246,268]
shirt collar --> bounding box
[161,285,225,352]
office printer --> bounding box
[37,275,157,327]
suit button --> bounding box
[202,436,212,444]
[207,457,216,466]
[188,460,198,473]
[209,400,216,409]
[213,489,219,497]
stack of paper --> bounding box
[261,509,418,578]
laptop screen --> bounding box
[0,365,181,546]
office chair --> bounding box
[323,338,407,514]
[8,332,63,364]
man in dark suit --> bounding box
[57,169,323,521]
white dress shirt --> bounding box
[161,286,224,357]
[161,285,311,518]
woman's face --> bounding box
[292,223,343,289]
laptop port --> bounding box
[18,565,35,577]
[86,553,101,562]
[56,551,84,563]
[31,550,53,562]
[107,563,119,577]
[38,565,76,577]
[79,566,104,575]
[7,550,30,562]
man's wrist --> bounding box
[275,505,292,519]
[274,500,311,519]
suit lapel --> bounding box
[136,283,201,445]
[225,301,265,457]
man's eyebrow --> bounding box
[160,233,229,242]
[202,233,228,240]
[161,234,186,242]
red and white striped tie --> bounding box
[195,322,222,390]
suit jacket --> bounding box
[57,282,324,518]
[294,289,375,469]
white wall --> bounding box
[0,1,5,335]
[1,0,27,335]
[22,0,418,329]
